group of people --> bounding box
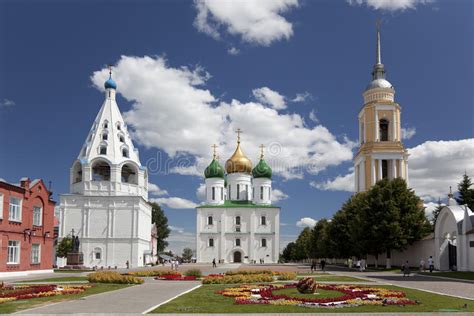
[310,259,326,272]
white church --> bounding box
[58,70,154,268]
[196,132,280,264]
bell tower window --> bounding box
[379,119,389,141]
[99,146,107,155]
[92,161,111,181]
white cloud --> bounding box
[227,47,240,55]
[313,139,474,202]
[271,189,289,202]
[166,227,196,254]
[347,0,432,11]
[424,201,444,221]
[296,217,317,228]
[151,197,198,209]
[0,98,15,108]
[401,127,416,140]
[311,169,355,192]
[148,183,169,196]
[194,0,299,46]
[309,110,319,123]
[91,56,354,181]
[196,183,206,201]
[292,92,311,103]
[252,87,286,110]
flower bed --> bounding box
[154,274,197,281]
[217,283,418,308]
[125,269,179,277]
[203,274,274,284]
[0,284,91,304]
[88,271,144,284]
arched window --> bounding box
[99,146,107,155]
[212,187,215,200]
[94,247,102,260]
[235,238,241,247]
[102,133,108,141]
[379,119,389,141]
[72,161,83,183]
[119,135,125,143]
[207,216,213,225]
[122,148,129,158]
[103,121,109,129]
[261,238,267,247]
[92,161,111,181]
[208,238,214,247]
[261,216,266,226]
[116,122,121,130]
[121,164,138,184]
[237,184,240,199]
[220,187,223,200]
[235,216,241,225]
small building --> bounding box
[0,178,55,277]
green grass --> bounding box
[54,269,92,273]
[15,276,89,283]
[419,271,474,281]
[150,283,474,313]
[296,275,371,283]
[272,287,343,299]
[0,283,130,314]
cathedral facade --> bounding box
[58,72,152,268]
[354,25,409,192]
[196,133,280,263]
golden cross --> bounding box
[259,144,265,159]
[211,144,218,159]
[235,128,242,143]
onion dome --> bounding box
[104,77,117,90]
[225,130,252,174]
[252,159,272,179]
[204,158,225,179]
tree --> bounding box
[311,219,330,259]
[182,248,194,261]
[56,236,73,258]
[150,202,171,253]
[431,197,444,227]
[281,242,297,262]
[456,173,474,210]
[294,227,313,260]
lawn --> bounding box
[0,283,130,314]
[420,271,474,281]
[15,276,89,283]
[296,275,371,283]
[150,283,474,313]
[54,269,93,273]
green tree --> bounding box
[456,173,474,210]
[56,236,73,258]
[281,242,297,262]
[182,248,194,261]
[431,197,444,227]
[150,202,171,253]
[294,227,313,260]
[311,219,330,259]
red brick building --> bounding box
[0,178,55,276]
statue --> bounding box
[66,231,84,266]
[73,236,80,252]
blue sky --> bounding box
[1,0,473,253]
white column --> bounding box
[392,110,397,141]
[355,163,359,192]
[363,115,366,143]
[375,109,379,141]
[371,158,376,185]
[391,159,397,179]
[360,159,366,191]
[378,159,383,180]
[405,159,409,186]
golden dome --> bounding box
[225,132,252,174]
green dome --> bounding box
[252,159,272,179]
[205,159,225,179]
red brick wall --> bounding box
[0,180,55,273]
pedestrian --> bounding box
[212,258,217,268]
[320,259,326,272]
[428,256,434,273]
[348,258,353,269]
[402,260,410,277]
[356,259,361,271]
[175,259,180,271]
[126,260,129,269]
[311,259,316,272]
[419,259,425,272]
[360,259,366,272]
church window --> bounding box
[235,216,241,225]
[268,187,271,201]
[236,238,241,247]
[245,185,249,200]
[121,164,138,184]
[235,226,241,232]
[122,148,129,158]
[207,216,213,225]
[116,123,121,130]
[72,161,83,183]
[261,216,266,226]
[237,184,240,199]
[103,121,108,129]
[220,187,223,200]
[379,119,389,141]
[33,206,42,226]
[119,135,125,143]
[208,238,214,247]
[92,161,111,181]
[260,186,264,199]
[102,133,108,141]
[94,247,102,260]
[382,160,388,179]
[99,146,107,155]
[212,187,215,200]
[261,238,267,247]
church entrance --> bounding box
[448,243,457,270]
[233,251,242,263]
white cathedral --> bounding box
[196,132,280,264]
[58,71,153,268]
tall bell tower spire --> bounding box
[372,19,386,81]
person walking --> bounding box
[360,258,366,272]
[428,256,434,273]
[311,259,317,272]
[212,258,217,268]
[356,259,361,271]
[320,259,326,272]
[402,261,410,277]
[125,260,129,269]
[419,259,425,272]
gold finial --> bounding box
[259,144,265,159]
[211,144,218,159]
[236,128,242,143]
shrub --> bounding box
[225,270,273,276]
[296,277,317,294]
[202,273,273,284]
[276,272,297,280]
[88,271,144,284]
[125,270,178,277]
[184,269,202,278]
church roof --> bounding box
[438,204,474,235]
